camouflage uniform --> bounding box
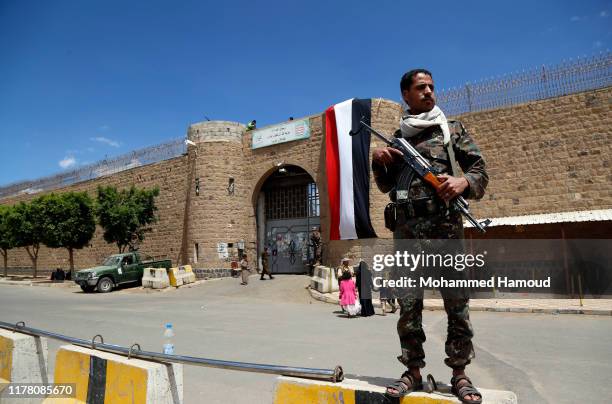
[260,250,273,279]
[372,120,488,370]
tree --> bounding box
[96,185,160,253]
[0,205,16,277]
[7,199,46,277]
[40,192,96,275]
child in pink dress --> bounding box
[339,270,360,317]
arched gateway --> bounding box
[254,165,320,274]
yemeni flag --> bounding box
[325,98,377,240]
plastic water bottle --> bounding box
[163,323,175,355]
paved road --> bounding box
[1,275,611,403]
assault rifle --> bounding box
[350,120,491,233]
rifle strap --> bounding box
[445,140,461,178]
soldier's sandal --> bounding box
[451,375,482,404]
[385,371,423,398]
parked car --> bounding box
[74,252,171,293]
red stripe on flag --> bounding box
[325,105,341,241]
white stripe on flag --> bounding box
[334,99,357,240]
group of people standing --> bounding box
[336,257,397,318]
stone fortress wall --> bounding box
[1,87,610,273]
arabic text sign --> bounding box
[251,119,310,149]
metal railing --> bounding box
[0,320,344,382]
[0,138,186,200]
[437,52,612,116]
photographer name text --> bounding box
[373,276,551,289]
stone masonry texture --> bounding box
[1,88,610,273]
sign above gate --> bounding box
[251,119,311,149]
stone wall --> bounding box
[1,156,190,274]
[459,87,611,218]
[1,87,610,274]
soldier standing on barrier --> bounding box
[372,69,488,403]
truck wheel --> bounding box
[80,285,95,293]
[97,277,114,293]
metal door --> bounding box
[265,218,320,274]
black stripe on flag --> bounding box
[351,98,377,239]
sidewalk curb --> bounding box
[307,288,612,316]
[0,279,78,288]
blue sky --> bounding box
[1,0,610,186]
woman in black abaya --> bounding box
[355,260,375,317]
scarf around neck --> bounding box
[400,104,451,145]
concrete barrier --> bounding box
[44,345,182,404]
[274,376,517,404]
[168,265,196,288]
[0,328,48,404]
[310,265,338,293]
[142,267,170,289]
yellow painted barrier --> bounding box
[168,265,196,287]
[44,345,182,404]
[274,376,518,404]
[0,328,48,403]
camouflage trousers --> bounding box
[393,212,475,370]
[396,296,474,370]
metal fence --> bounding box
[0,138,186,200]
[437,52,612,116]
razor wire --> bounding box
[437,52,612,116]
[0,138,186,200]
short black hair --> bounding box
[400,69,433,92]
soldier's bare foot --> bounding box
[451,370,482,403]
[385,368,422,397]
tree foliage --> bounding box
[95,185,160,253]
[40,192,96,273]
[6,198,47,277]
[0,205,16,277]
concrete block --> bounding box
[274,376,517,404]
[310,265,338,293]
[44,344,182,404]
[0,328,48,404]
[168,266,195,287]
[142,267,170,289]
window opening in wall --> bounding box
[307,182,320,217]
[195,177,200,196]
[228,177,235,195]
[194,243,199,263]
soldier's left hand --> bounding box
[436,174,469,202]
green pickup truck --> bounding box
[74,252,172,293]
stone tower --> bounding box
[184,121,249,271]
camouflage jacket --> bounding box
[372,120,488,202]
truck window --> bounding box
[103,256,121,266]
[123,256,133,265]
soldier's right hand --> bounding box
[372,147,403,166]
